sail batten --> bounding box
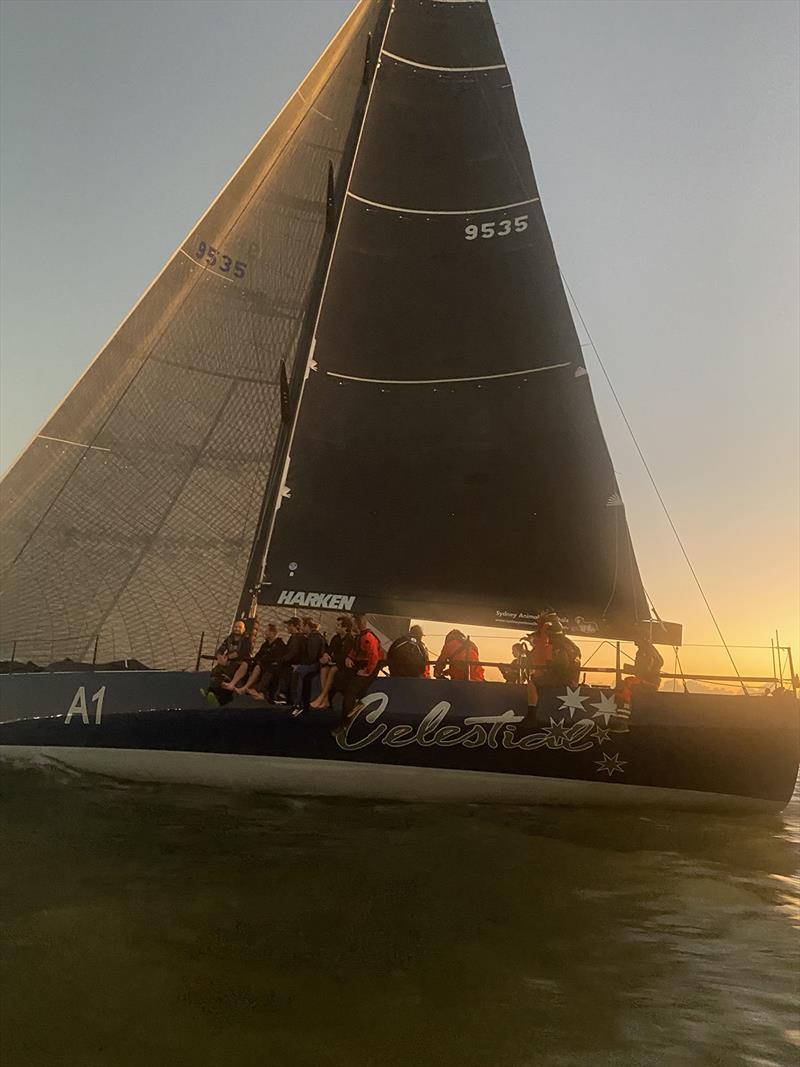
[346,191,540,215]
[258,0,671,642]
[380,49,506,73]
[326,361,571,386]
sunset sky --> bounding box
[1,0,797,677]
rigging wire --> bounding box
[560,273,747,694]
[674,648,689,693]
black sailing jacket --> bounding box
[282,633,307,665]
[302,632,327,665]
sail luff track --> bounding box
[236,0,395,618]
[250,0,398,603]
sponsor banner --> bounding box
[256,588,682,645]
[272,590,356,611]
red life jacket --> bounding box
[353,629,383,674]
[438,636,485,681]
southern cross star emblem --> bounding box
[594,725,611,744]
[595,751,627,776]
[590,691,618,725]
[543,717,568,745]
[557,686,588,716]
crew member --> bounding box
[387,627,429,678]
[210,619,252,703]
[290,618,327,714]
[526,613,580,706]
[274,617,306,705]
[434,630,485,682]
[548,621,581,687]
[310,616,355,710]
[613,627,664,728]
[500,642,526,684]
[236,623,285,701]
[337,613,383,723]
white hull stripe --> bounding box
[36,435,111,453]
[382,49,505,73]
[347,191,539,216]
[327,362,570,386]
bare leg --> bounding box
[222,661,249,691]
[310,666,337,709]
[236,665,261,695]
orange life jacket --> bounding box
[437,636,485,682]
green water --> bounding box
[1,764,798,1067]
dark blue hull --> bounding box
[1,671,798,810]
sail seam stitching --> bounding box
[381,49,505,73]
[347,191,539,216]
[326,362,571,385]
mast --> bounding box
[237,3,393,618]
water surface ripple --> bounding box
[1,765,798,1066]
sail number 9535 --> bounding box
[465,216,528,240]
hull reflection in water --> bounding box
[1,673,797,811]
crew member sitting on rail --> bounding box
[211,620,252,701]
[274,617,306,704]
[236,623,285,701]
[336,613,383,724]
[290,618,327,714]
[613,627,664,725]
[310,615,354,710]
[434,630,485,682]
[386,627,429,678]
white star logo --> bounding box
[595,751,627,776]
[590,691,619,725]
[594,725,611,744]
[557,686,589,717]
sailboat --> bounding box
[1,0,797,811]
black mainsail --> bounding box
[0,0,385,669]
[257,0,678,641]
